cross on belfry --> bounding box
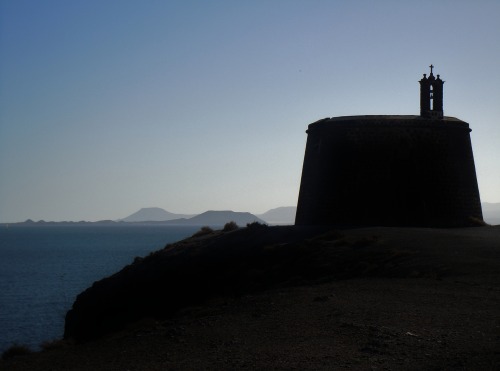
[429,64,434,74]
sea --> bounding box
[0,224,200,353]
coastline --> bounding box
[3,224,500,369]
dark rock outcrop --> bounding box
[64,225,331,341]
[64,224,500,342]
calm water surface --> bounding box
[0,225,199,353]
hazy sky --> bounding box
[1,0,499,222]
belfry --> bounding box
[295,67,483,227]
[420,64,444,119]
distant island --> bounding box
[118,207,195,222]
[3,203,499,227]
[119,206,296,225]
[2,209,277,227]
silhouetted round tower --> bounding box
[295,66,483,227]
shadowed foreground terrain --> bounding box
[3,224,500,370]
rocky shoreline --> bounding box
[3,224,500,370]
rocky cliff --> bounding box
[64,224,500,343]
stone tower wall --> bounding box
[295,116,483,227]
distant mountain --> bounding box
[482,202,500,225]
[165,210,265,226]
[257,206,297,225]
[9,202,496,227]
[120,208,193,222]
